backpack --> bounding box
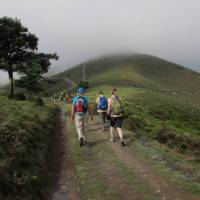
[98,96,108,110]
[75,96,88,114]
[111,96,124,115]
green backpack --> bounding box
[111,97,124,115]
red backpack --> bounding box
[75,97,87,113]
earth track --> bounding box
[47,107,200,200]
[46,107,80,200]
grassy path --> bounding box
[66,113,156,200]
[48,105,200,200]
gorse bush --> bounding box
[0,95,57,199]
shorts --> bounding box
[110,117,123,128]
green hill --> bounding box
[55,54,200,91]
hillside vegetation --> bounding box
[0,95,57,200]
[46,54,200,154]
[25,54,200,199]
[87,86,200,150]
[44,54,200,154]
[49,54,200,106]
[56,54,200,91]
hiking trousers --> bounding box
[98,112,107,129]
[75,113,88,141]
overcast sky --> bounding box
[0,0,200,85]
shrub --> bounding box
[34,97,44,106]
[12,93,26,100]
[123,115,148,138]
[0,97,57,199]
[155,128,200,154]
[154,128,176,144]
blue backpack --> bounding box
[98,96,108,110]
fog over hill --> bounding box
[0,0,200,85]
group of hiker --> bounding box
[71,87,125,147]
[53,91,70,104]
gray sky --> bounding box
[0,0,200,85]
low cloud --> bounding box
[0,0,200,83]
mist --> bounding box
[0,0,200,85]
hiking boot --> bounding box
[121,141,125,147]
[80,137,84,147]
[83,140,87,145]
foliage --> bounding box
[122,91,200,140]
[86,85,200,142]
[34,97,44,106]
[12,92,26,100]
[0,95,57,199]
[77,81,90,90]
[0,17,38,97]
[16,53,58,93]
[0,16,58,96]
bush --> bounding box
[154,128,176,144]
[0,96,57,199]
[12,93,26,100]
[155,128,200,155]
[34,97,44,106]
[123,115,148,138]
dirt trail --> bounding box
[46,108,80,200]
[104,133,199,200]
[48,108,200,200]
[86,121,200,200]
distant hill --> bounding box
[55,54,200,90]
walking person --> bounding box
[96,90,108,131]
[107,88,125,146]
[64,92,69,104]
[71,88,93,146]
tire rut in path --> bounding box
[92,122,200,200]
[109,141,199,200]
[46,108,80,200]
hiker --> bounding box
[107,88,125,146]
[96,90,108,131]
[64,92,69,104]
[71,88,93,146]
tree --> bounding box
[78,81,90,90]
[0,17,38,97]
[16,73,43,93]
[16,53,58,93]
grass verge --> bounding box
[0,95,57,200]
